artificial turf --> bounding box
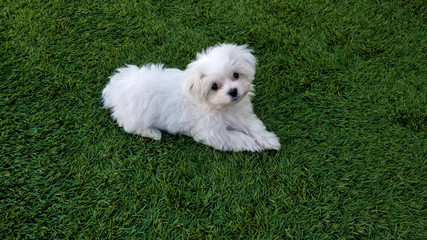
[1,0,426,239]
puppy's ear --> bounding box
[234,44,257,69]
[183,62,205,101]
[226,44,257,79]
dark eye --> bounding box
[233,73,239,79]
[211,83,218,90]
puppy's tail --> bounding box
[102,64,165,109]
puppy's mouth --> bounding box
[231,95,240,102]
[230,90,248,103]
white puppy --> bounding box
[102,44,280,151]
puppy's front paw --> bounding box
[135,128,162,141]
[254,131,281,150]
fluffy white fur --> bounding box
[102,44,280,151]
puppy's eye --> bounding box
[211,83,219,90]
[233,73,239,79]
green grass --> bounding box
[1,0,426,239]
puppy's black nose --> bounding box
[228,88,238,98]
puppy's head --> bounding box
[183,44,257,108]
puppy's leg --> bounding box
[134,128,162,141]
[196,129,264,152]
[243,116,281,150]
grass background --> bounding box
[1,0,426,239]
